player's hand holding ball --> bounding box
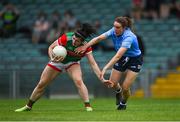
[51,55,64,63]
[51,46,67,63]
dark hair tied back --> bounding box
[75,23,96,40]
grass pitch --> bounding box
[0,98,180,121]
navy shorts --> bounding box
[113,55,143,72]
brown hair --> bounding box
[115,16,133,29]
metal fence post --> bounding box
[12,70,16,99]
[10,70,19,99]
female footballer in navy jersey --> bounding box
[76,16,143,110]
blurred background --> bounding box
[0,0,180,99]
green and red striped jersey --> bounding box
[57,32,92,64]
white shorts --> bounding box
[47,61,80,72]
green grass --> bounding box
[0,98,180,121]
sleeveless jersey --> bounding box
[57,32,92,64]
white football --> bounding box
[52,45,67,58]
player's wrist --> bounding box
[103,66,108,71]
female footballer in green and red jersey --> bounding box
[15,23,109,112]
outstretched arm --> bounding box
[86,52,102,80]
[86,52,115,86]
[75,34,107,53]
[101,47,127,80]
[86,34,107,48]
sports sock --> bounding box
[115,87,122,93]
[27,99,35,108]
[120,101,126,105]
[122,89,131,104]
[121,101,126,104]
[114,82,121,91]
[84,102,91,107]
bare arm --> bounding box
[101,47,127,80]
[86,34,107,48]
[86,52,116,86]
[103,47,127,70]
[75,34,107,53]
[86,52,102,80]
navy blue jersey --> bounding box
[103,27,141,57]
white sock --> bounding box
[116,87,122,93]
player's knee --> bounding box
[75,80,84,88]
[37,80,46,90]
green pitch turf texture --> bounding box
[0,98,180,121]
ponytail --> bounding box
[123,17,132,29]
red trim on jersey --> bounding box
[47,64,62,72]
[79,47,93,57]
[85,47,92,54]
[58,34,67,46]
[65,62,79,70]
